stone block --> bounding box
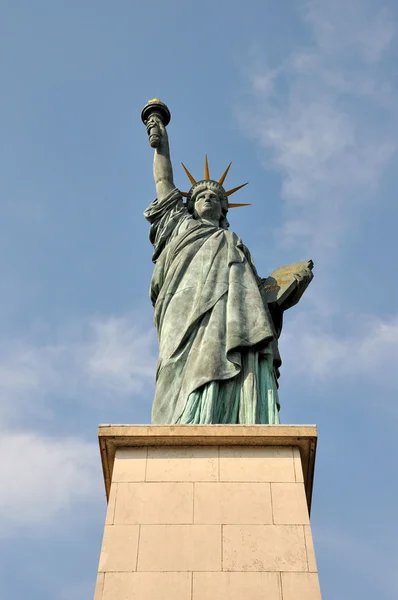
[281,572,322,599]
[105,483,117,525]
[293,447,304,482]
[102,572,192,600]
[146,446,218,482]
[112,448,147,482]
[223,524,307,572]
[114,482,193,524]
[137,524,221,571]
[194,482,272,524]
[98,525,139,572]
[304,525,318,572]
[271,483,309,525]
[193,572,282,599]
[93,573,104,600]
[219,446,295,482]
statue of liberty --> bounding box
[142,99,313,425]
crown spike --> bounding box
[180,191,189,197]
[218,162,232,185]
[228,202,251,208]
[204,155,210,180]
[226,182,249,197]
[181,163,197,186]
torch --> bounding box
[141,98,171,148]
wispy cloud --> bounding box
[240,0,398,402]
[281,313,398,383]
[0,312,156,534]
[86,315,156,395]
[240,0,397,258]
[305,1,395,63]
[0,313,156,429]
[0,431,99,533]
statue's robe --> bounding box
[144,188,281,425]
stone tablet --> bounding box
[262,260,314,306]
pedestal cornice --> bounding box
[98,424,317,512]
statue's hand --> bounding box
[146,115,167,135]
[145,114,161,131]
[146,115,167,149]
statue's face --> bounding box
[194,189,223,223]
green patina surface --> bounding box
[142,103,312,425]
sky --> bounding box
[1,0,398,598]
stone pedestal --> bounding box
[94,425,321,600]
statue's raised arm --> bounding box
[141,99,175,200]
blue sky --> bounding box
[1,0,398,598]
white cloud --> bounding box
[239,0,398,408]
[240,0,397,258]
[281,312,398,384]
[305,0,395,63]
[86,315,156,395]
[0,312,156,534]
[0,431,99,533]
[0,312,156,535]
[0,313,156,428]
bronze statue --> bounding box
[142,99,313,425]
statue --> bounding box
[141,99,313,425]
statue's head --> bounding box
[187,181,229,229]
[181,156,250,229]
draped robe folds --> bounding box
[144,188,281,425]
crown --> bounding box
[180,156,251,209]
